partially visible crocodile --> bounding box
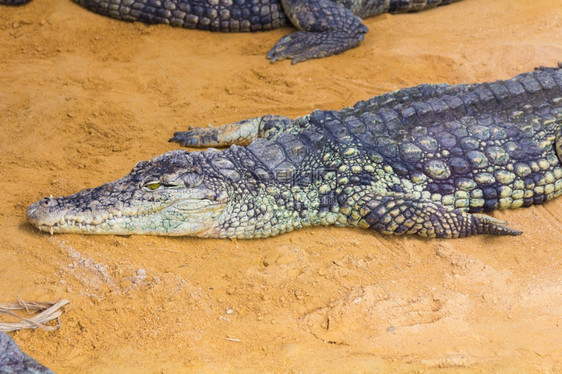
[0,332,53,374]
[27,66,562,239]
[1,0,461,63]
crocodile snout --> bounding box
[26,197,59,228]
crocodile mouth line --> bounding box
[32,199,225,235]
[36,208,161,235]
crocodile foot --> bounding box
[268,0,369,64]
[267,27,368,64]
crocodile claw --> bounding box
[472,214,522,236]
[169,131,201,147]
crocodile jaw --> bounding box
[26,197,226,236]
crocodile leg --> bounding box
[340,191,522,238]
[267,0,368,64]
[169,115,295,147]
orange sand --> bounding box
[1,0,561,372]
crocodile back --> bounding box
[297,68,562,212]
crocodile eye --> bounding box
[146,182,161,190]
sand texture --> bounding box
[1,0,561,372]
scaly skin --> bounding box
[27,67,562,239]
[0,332,54,374]
[0,0,461,63]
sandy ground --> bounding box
[1,0,561,372]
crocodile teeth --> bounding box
[49,227,53,235]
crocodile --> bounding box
[0,332,53,374]
[1,0,461,63]
[27,66,562,239]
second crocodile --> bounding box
[1,0,461,63]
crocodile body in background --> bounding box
[27,66,562,239]
[0,0,461,63]
[0,332,53,374]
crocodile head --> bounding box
[26,150,230,237]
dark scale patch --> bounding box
[416,136,439,153]
[411,126,428,137]
[276,134,307,165]
[247,140,286,171]
[298,128,325,152]
[355,131,377,147]
[360,112,387,135]
[519,75,542,94]
[400,106,417,125]
[352,99,369,113]
[448,157,470,174]
[354,171,380,185]
[489,126,507,140]
[488,82,510,102]
[533,173,546,186]
[345,116,366,135]
[427,183,440,194]
[504,79,526,96]
[445,120,469,138]
[413,102,435,123]
[484,199,499,211]
[319,191,337,211]
[504,141,527,160]
[473,85,497,108]
[450,147,465,157]
[379,109,402,132]
[524,177,536,189]
[523,197,535,207]
[442,95,464,112]
[459,91,480,116]
[504,123,523,138]
[533,194,547,204]
[231,8,241,19]
[399,142,423,163]
[390,162,411,176]
[486,146,509,165]
[482,187,497,199]
[468,125,490,141]
[375,137,399,158]
[435,131,457,148]
[428,98,451,119]
[520,138,544,156]
[325,118,349,140]
[428,122,445,134]
[478,114,495,126]
[440,183,455,195]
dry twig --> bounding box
[0,299,69,332]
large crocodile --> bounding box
[1,0,461,63]
[27,67,562,239]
